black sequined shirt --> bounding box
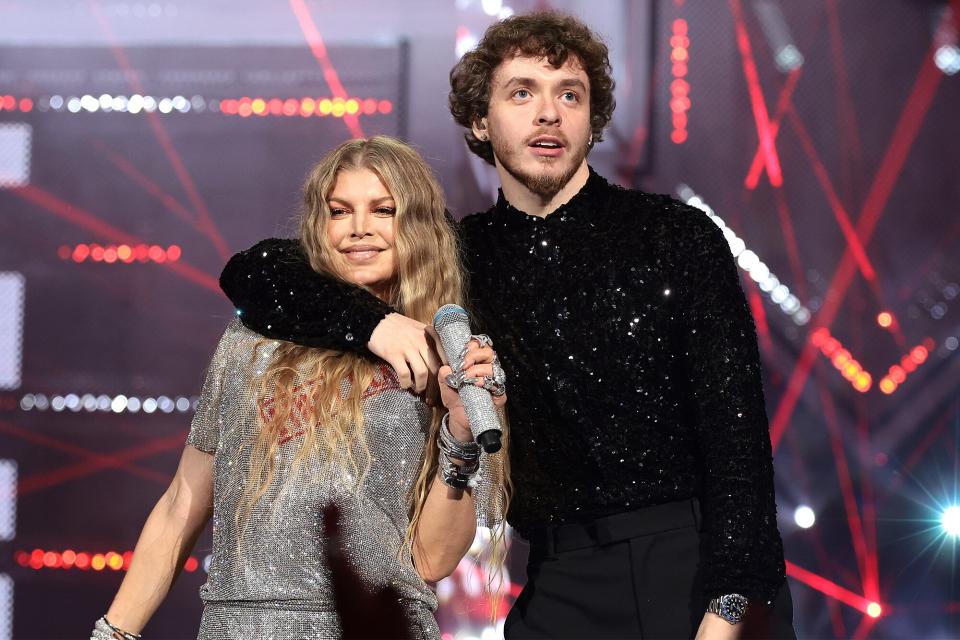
[219,168,786,603]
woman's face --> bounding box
[325,168,398,300]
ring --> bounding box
[458,334,494,360]
[484,358,507,396]
[482,377,506,397]
[445,371,465,389]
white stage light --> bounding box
[942,505,960,538]
[794,506,815,529]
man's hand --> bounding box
[695,612,741,640]
[368,313,441,401]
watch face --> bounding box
[719,595,749,622]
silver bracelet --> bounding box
[438,413,480,461]
[92,616,142,640]
[437,444,480,490]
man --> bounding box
[221,12,794,639]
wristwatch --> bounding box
[707,593,749,624]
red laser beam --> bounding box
[728,0,783,187]
[769,44,943,451]
[826,0,866,206]
[780,428,849,638]
[816,372,874,598]
[11,184,221,294]
[784,107,876,283]
[787,106,909,343]
[0,419,168,486]
[17,431,187,496]
[88,0,231,262]
[747,286,773,355]
[892,410,952,488]
[289,0,365,139]
[855,412,880,604]
[744,67,801,190]
[785,560,877,615]
[851,615,878,640]
[92,139,200,231]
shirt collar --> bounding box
[493,165,609,225]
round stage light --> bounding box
[794,506,815,529]
[942,505,960,538]
[481,0,502,17]
[866,602,882,618]
[111,395,128,413]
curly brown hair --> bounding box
[449,11,615,165]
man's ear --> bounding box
[471,117,489,141]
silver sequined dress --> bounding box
[186,320,500,639]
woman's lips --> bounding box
[342,247,383,263]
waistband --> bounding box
[527,498,702,556]
[203,597,433,613]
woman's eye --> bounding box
[330,208,349,217]
[375,207,396,216]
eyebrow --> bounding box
[328,196,396,206]
[501,76,587,92]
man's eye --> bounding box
[513,89,530,99]
[561,91,579,102]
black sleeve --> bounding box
[218,238,395,353]
[679,210,786,604]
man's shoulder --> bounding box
[454,207,500,248]
[602,181,715,237]
[457,206,498,228]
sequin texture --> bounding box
[187,320,501,639]
[220,168,786,604]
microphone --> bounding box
[432,304,502,453]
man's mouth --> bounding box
[529,136,565,149]
[528,136,566,157]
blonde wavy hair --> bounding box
[235,136,510,591]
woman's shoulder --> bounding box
[208,317,280,371]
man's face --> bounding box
[475,54,592,200]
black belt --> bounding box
[527,498,702,556]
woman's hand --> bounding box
[438,338,506,442]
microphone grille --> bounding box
[433,304,470,332]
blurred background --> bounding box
[1,0,958,638]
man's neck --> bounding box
[497,162,590,218]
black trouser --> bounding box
[504,499,796,639]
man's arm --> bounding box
[220,238,393,352]
[679,211,786,608]
[220,238,441,393]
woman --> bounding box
[91,136,508,640]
